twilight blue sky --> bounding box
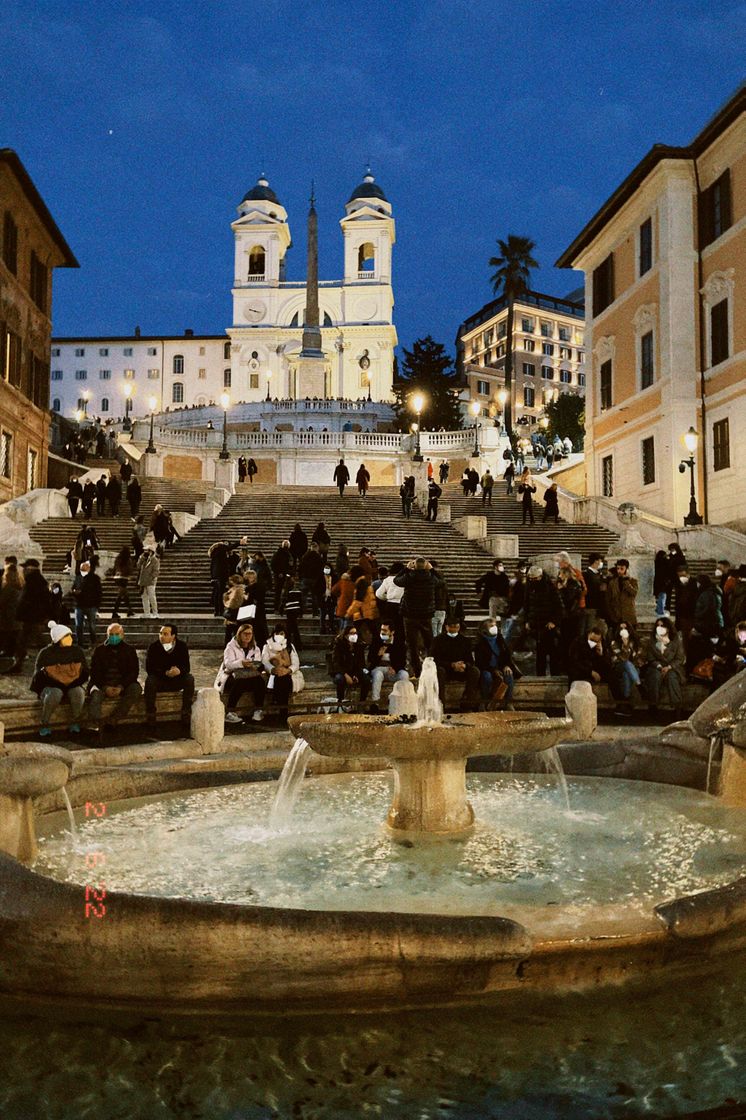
[1,0,744,356]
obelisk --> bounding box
[297,184,327,397]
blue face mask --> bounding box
[107,634,123,646]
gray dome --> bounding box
[242,175,281,205]
[347,170,388,204]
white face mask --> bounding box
[324,568,331,575]
[447,631,459,639]
[381,634,392,643]
[738,632,746,643]
[619,629,629,640]
[162,641,175,652]
[679,576,689,584]
[588,639,597,648]
[497,565,504,573]
[715,569,723,578]
[656,627,667,638]
[348,633,359,644]
[274,635,287,647]
[488,625,499,636]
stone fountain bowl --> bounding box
[288,710,573,762]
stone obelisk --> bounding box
[297,184,327,397]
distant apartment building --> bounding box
[0,149,77,500]
[456,290,586,429]
[557,83,745,527]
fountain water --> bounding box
[269,738,312,829]
[416,657,442,724]
[542,746,570,811]
[60,787,78,841]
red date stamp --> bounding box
[83,802,108,919]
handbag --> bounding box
[692,657,714,681]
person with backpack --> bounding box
[426,479,442,522]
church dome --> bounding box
[242,175,281,205]
[346,169,388,205]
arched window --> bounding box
[172,382,184,403]
[290,312,299,327]
[52,398,60,412]
[248,245,265,278]
[223,341,231,360]
[323,311,333,326]
[173,354,184,375]
[101,398,109,412]
[223,368,231,388]
[357,242,375,274]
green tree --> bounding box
[544,394,585,450]
[488,235,538,440]
[393,336,464,431]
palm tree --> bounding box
[488,235,538,440]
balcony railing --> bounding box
[247,274,265,283]
[357,270,376,280]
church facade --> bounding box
[50,171,397,423]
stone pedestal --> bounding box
[195,500,223,520]
[565,680,597,740]
[484,534,519,558]
[213,460,236,495]
[718,743,746,807]
[191,688,225,753]
[206,486,230,507]
[387,758,474,836]
[453,515,487,540]
[142,452,164,478]
[296,356,327,399]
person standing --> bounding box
[87,622,142,737]
[132,515,146,559]
[504,461,515,496]
[247,457,258,483]
[0,562,23,664]
[583,553,607,634]
[111,546,135,620]
[95,474,107,517]
[543,483,560,523]
[271,539,294,606]
[144,624,194,731]
[137,548,161,618]
[119,459,133,486]
[426,479,442,522]
[394,557,438,676]
[333,458,350,497]
[289,522,308,566]
[475,560,511,621]
[208,539,238,616]
[81,480,96,520]
[426,459,434,482]
[72,558,102,648]
[319,561,337,634]
[237,456,248,484]
[150,505,169,554]
[66,477,83,519]
[311,521,331,559]
[31,621,89,738]
[356,463,370,497]
[518,469,536,525]
[126,476,142,519]
[400,476,415,518]
[480,469,494,506]
[9,559,51,674]
[106,474,122,517]
[605,559,639,629]
[438,459,450,486]
[525,565,564,676]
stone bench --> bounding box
[0,692,187,737]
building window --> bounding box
[540,322,553,338]
[497,322,507,340]
[52,398,60,412]
[51,348,60,357]
[2,212,18,274]
[699,170,732,249]
[476,380,489,395]
[124,368,135,380]
[172,382,184,403]
[51,370,63,381]
[173,355,184,375]
[542,343,554,356]
[600,359,612,410]
[76,397,87,410]
[147,347,157,356]
[99,347,109,356]
[223,368,231,388]
[123,347,133,356]
[559,346,571,360]
[224,341,231,360]
[541,365,554,380]
[524,385,535,407]
[496,344,505,359]
[578,371,586,387]
[521,317,534,333]
[99,369,111,380]
[713,418,730,471]
[471,340,479,357]
[29,252,48,313]
[524,339,535,352]
[640,330,654,389]
[199,346,206,356]
[592,254,615,316]
[198,368,207,380]
[577,349,584,362]
[710,299,729,366]
[248,245,266,277]
[641,437,655,485]
[639,217,653,276]
[558,326,571,342]
[27,448,38,490]
[147,368,160,379]
[100,397,109,413]
[522,362,535,377]
[560,369,572,384]
[483,329,493,348]
[75,370,87,381]
[484,350,492,365]
[74,348,85,357]
[602,455,613,497]
[1,431,12,477]
[249,372,259,389]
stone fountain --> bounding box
[288,659,572,836]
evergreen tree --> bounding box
[488,235,538,440]
[544,394,585,450]
[393,336,463,431]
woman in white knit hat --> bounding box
[30,621,89,738]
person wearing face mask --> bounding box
[688,574,724,674]
[475,560,511,623]
[673,565,699,649]
[712,620,746,691]
[367,622,408,713]
[31,621,89,738]
[87,622,142,740]
[430,617,480,711]
[582,553,608,634]
[261,626,303,719]
[144,624,194,732]
[474,618,519,710]
[72,556,102,649]
[330,625,370,710]
[319,562,337,635]
[567,626,611,690]
[725,565,746,631]
[640,617,686,718]
[525,565,564,676]
[607,622,642,715]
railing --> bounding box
[136,425,500,454]
[246,274,265,283]
[357,270,375,280]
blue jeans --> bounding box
[75,606,97,647]
[479,668,514,703]
[655,591,668,615]
[613,659,640,699]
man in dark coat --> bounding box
[208,539,239,616]
[87,621,142,737]
[81,480,96,519]
[431,617,480,710]
[393,557,438,675]
[237,456,247,483]
[144,623,194,730]
[119,460,133,485]
[525,565,564,676]
[271,540,294,604]
[66,477,83,518]
[567,626,612,689]
[333,458,350,497]
[73,559,103,648]
[426,480,442,521]
[475,561,511,619]
[106,474,122,517]
[95,474,107,516]
[126,476,142,518]
[9,559,52,673]
[289,523,308,563]
[298,543,325,615]
[583,553,607,633]
[247,457,258,483]
[311,522,331,559]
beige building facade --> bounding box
[557,84,746,528]
[0,150,77,502]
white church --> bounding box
[50,171,398,427]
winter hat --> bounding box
[48,621,72,643]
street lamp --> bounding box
[219,391,231,460]
[146,395,157,454]
[122,383,133,430]
[470,399,481,457]
[82,390,90,417]
[679,425,703,526]
[497,388,508,432]
[365,371,372,402]
[411,392,425,461]
[265,370,272,402]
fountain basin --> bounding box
[0,744,73,863]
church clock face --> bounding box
[243,300,267,323]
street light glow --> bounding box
[497,389,508,407]
[148,396,157,412]
[220,391,230,410]
[683,426,698,454]
[123,383,133,399]
[470,400,480,418]
[412,392,424,415]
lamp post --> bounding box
[497,388,508,433]
[82,390,90,417]
[122,383,133,430]
[366,371,372,402]
[146,396,157,454]
[411,392,424,462]
[219,391,231,460]
[679,425,703,526]
[470,399,481,457]
[265,371,272,402]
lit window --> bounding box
[124,369,135,380]
[147,369,160,379]
[198,368,207,380]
